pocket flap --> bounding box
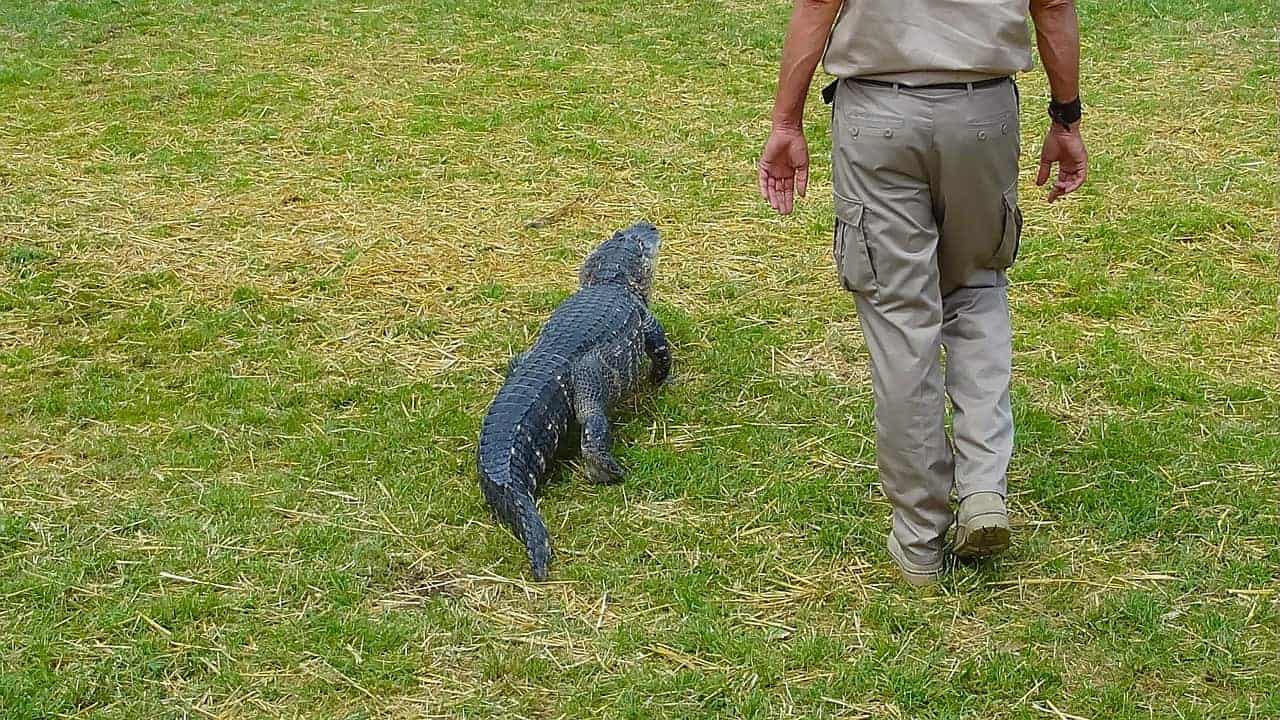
[968,110,1013,127]
[1002,181,1019,209]
[989,180,1023,270]
[834,192,864,228]
[849,112,905,128]
[1002,181,1022,237]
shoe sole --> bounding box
[953,515,1010,559]
[896,565,944,587]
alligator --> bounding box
[476,222,671,581]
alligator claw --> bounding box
[585,455,625,484]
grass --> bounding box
[0,0,1276,717]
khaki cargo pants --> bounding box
[829,78,1022,564]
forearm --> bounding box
[770,0,842,130]
[1030,0,1081,104]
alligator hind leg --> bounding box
[570,355,625,484]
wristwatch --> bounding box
[1048,96,1082,130]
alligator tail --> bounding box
[514,490,552,581]
[479,471,552,581]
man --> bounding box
[759,0,1088,585]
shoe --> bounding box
[887,531,946,587]
[953,492,1011,559]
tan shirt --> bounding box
[823,0,1034,85]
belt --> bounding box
[856,76,1011,90]
[822,76,1010,104]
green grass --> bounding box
[1,0,1277,717]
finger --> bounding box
[757,165,770,204]
[780,176,794,215]
[1057,164,1086,197]
[1060,174,1084,197]
[766,175,781,212]
[1048,178,1068,203]
[772,176,788,214]
[1070,162,1089,193]
[795,165,809,198]
[1035,160,1052,187]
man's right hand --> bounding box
[758,124,810,215]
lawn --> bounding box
[1,0,1277,717]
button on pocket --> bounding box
[989,181,1023,270]
[833,192,877,295]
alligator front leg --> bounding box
[570,355,625,484]
[505,350,530,378]
[642,313,672,385]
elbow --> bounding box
[1031,0,1076,23]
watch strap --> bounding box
[1049,96,1082,129]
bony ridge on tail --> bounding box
[476,222,671,581]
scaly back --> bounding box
[577,222,661,302]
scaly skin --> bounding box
[477,222,671,580]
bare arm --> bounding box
[1031,0,1080,103]
[770,0,843,130]
[758,0,842,215]
[1030,0,1088,202]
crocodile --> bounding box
[477,222,671,581]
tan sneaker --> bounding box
[886,531,947,587]
[953,492,1011,559]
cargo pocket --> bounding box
[989,181,1023,270]
[832,191,877,295]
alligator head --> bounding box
[578,222,660,302]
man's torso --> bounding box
[823,0,1033,85]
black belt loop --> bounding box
[821,79,838,106]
